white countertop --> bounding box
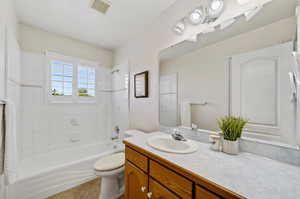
[124,132,300,199]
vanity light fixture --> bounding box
[207,0,225,20]
[219,18,236,30]
[189,7,206,25]
[172,0,269,38]
[173,20,185,35]
[244,6,263,21]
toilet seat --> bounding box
[94,152,125,172]
[94,152,125,199]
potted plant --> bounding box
[218,116,247,155]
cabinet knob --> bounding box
[147,192,152,198]
[141,186,146,192]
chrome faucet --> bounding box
[172,128,187,141]
[111,125,120,141]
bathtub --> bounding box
[7,141,123,199]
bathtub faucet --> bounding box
[111,126,120,141]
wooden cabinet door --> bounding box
[149,178,180,199]
[125,161,148,199]
[196,186,221,199]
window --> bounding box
[51,61,73,96]
[47,52,98,103]
[78,66,96,97]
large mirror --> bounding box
[159,0,298,145]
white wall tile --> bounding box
[19,51,113,159]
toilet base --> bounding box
[97,167,125,199]
[99,176,119,199]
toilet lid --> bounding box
[94,152,125,171]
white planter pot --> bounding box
[222,139,239,155]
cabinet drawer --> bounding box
[125,147,148,172]
[149,160,192,199]
[149,178,180,199]
[196,186,221,199]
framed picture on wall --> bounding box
[134,71,149,98]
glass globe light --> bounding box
[207,0,224,20]
[189,7,206,25]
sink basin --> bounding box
[147,134,198,154]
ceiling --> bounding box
[16,0,177,49]
[160,0,297,62]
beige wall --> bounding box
[0,0,19,39]
[160,17,296,131]
[0,0,19,100]
[114,0,208,132]
[19,24,113,67]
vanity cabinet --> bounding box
[149,160,192,199]
[196,186,221,199]
[125,161,148,199]
[125,160,180,199]
[149,178,180,199]
[125,147,149,199]
[124,144,245,199]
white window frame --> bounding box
[45,52,98,104]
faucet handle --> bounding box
[111,125,121,141]
[172,128,187,141]
[111,136,118,141]
[115,125,120,134]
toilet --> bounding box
[94,152,125,199]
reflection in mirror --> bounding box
[159,0,298,145]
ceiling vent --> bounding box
[90,0,111,14]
